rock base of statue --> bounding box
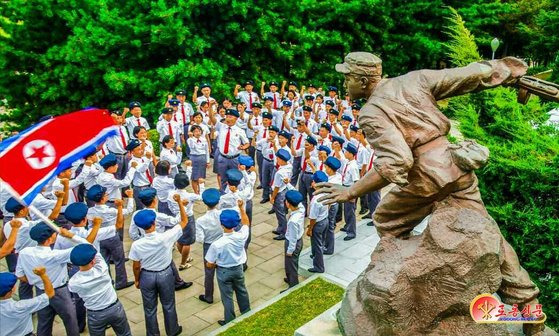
[337,198,555,336]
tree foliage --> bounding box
[442,10,559,329]
[1,0,557,129]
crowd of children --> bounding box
[0,80,381,336]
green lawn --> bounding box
[220,277,344,336]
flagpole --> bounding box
[0,179,82,244]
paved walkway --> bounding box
[0,170,381,335]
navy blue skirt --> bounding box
[158,201,173,216]
[177,215,196,245]
[190,154,207,180]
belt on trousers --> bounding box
[109,151,126,156]
[88,299,119,312]
[133,184,150,188]
[141,263,171,273]
[217,264,243,270]
[55,283,68,290]
[263,157,273,162]
[220,153,240,159]
[303,171,313,174]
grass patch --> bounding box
[219,277,344,336]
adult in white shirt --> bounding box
[0,267,55,336]
[205,204,251,325]
[16,223,90,336]
[129,196,189,336]
[69,244,132,336]
[209,108,250,192]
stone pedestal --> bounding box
[337,200,555,336]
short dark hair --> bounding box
[133,126,146,138]
[192,112,202,119]
[155,160,170,176]
[161,135,173,147]
[190,125,202,133]
[174,173,190,189]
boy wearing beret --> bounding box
[283,190,305,289]
[86,185,135,289]
[257,125,279,203]
[16,223,90,336]
[294,136,319,211]
[2,195,64,299]
[306,171,330,273]
[129,195,189,336]
[205,204,251,326]
[261,81,281,109]
[125,101,150,137]
[69,243,132,336]
[195,188,223,304]
[271,149,293,241]
[252,112,273,188]
[96,153,138,205]
[234,80,260,112]
[126,138,154,209]
[323,157,342,255]
[157,107,184,147]
[0,267,55,336]
[340,143,360,241]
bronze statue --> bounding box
[316,52,549,335]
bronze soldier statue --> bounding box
[316,52,545,335]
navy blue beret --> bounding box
[138,187,157,206]
[168,99,180,106]
[244,80,254,86]
[225,109,240,118]
[29,222,56,244]
[200,83,211,89]
[320,123,332,131]
[313,171,328,183]
[5,197,25,214]
[238,155,254,168]
[133,209,156,230]
[263,96,274,101]
[99,153,117,169]
[278,130,292,140]
[329,109,340,116]
[220,209,240,229]
[282,100,292,107]
[268,125,280,133]
[306,136,317,146]
[328,86,338,92]
[325,157,341,171]
[64,202,88,224]
[285,190,303,206]
[341,115,353,122]
[262,112,273,119]
[252,102,262,108]
[129,101,142,109]
[161,107,174,114]
[345,143,358,155]
[331,136,345,145]
[318,145,331,155]
[352,104,361,110]
[0,273,17,296]
[226,169,243,187]
[86,185,107,203]
[350,125,359,132]
[70,244,97,266]
[269,81,279,87]
[175,89,187,96]
[126,139,142,151]
[202,188,220,207]
[276,149,291,162]
[325,100,335,107]
[288,81,298,87]
[302,106,313,112]
[304,95,314,101]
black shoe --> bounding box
[260,198,270,204]
[116,281,134,290]
[340,227,348,232]
[310,254,314,258]
[268,209,275,214]
[125,257,129,262]
[336,217,342,223]
[363,213,372,219]
[273,235,286,241]
[272,230,280,235]
[171,325,183,336]
[366,221,375,227]
[109,259,115,264]
[308,268,324,273]
[344,236,356,241]
[283,277,289,284]
[243,264,248,272]
[280,287,291,293]
[198,294,213,304]
[359,208,367,215]
[218,320,226,326]
[256,185,263,190]
[175,282,193,291]
[323,252,333,255]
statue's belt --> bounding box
[413,136,448,157]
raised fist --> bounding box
[184,160,192,167]
[33,267,47,276]
[93,217,102,226]
[10,219,22,229]
[235,84,241,90]
[237,199,244,208]
[261,81,266,87]
[282,80,287,85]
[114,199,123,207]
[54,190,65,199]
[173,194,181,203]
[145,151,152,159]
[194,86,199,91]
[60,178,69,186]
[124,189,134,198]
[177,147,182,152]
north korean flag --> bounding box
[0,108,118,204]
